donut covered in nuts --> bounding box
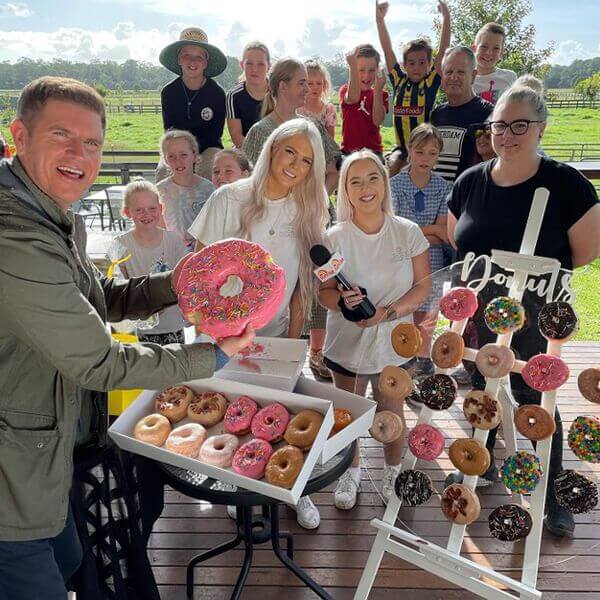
[154,385,194,423]
[462,390,503,430]
[441,483,481,525]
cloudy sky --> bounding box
[0,0,597,66]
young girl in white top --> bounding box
[319,150,431,509]
[156,129,215,250]
[297,59,338,138]
[188,119,328,528]
[114,179,189,344]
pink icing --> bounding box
[232,438,273,479]
[439,287,479,321]
[408,424,445,461]
[522,354,570,392]
[251,402,290,442]
[224,396,258,434]
[175,239,287,339]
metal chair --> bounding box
[103,188,129,231]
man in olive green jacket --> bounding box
[0,77,253,599]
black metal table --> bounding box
[158,441,355,600]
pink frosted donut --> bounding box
[199,434,239,468]
[232,438,273,479]
[522,354,570,392]
[251,402,290,442]
[408,424,445,461]
[224,396,259,435]
[165,423,207,458]
[175,239,287,339]
[439,287,478,321]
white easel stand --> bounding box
[355,188,566,599]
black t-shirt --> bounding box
[225,82,263,136]
[448,157,599,270]
[431,96,493,182]
[161,77,225,152]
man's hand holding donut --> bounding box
[216,324,256,357]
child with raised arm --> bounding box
[376,0,451,176]
[473,22,517,104]
[297,59,338,138]
[339,44,389,160]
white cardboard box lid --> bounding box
[108,377,333,504]
[294,377,377,464]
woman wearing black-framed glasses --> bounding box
[445,76,600,539]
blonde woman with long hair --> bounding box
[188,118,328,528]
[242,57,340,193]
[318,150,431,510]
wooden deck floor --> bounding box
[150,342,600,599]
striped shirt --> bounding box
[389,63,441,155]
[225,82,263,137]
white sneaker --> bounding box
[381,464,401,502]
[226,504,237,519]
[334,469,361,510]
[290,496,320,529]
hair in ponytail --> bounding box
[261,57,305,118]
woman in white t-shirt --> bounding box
[188,118,329,529]
[318,150,431,509]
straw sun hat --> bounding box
[159,27,227,78]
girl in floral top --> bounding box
[297,59,337,138]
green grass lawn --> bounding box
[573,259,600,341]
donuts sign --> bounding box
[313,253,345,282]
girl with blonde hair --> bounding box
[297,59,337,138]
[188,118,328,529]
[319,150,431,510]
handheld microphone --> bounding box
[310,244,376,321]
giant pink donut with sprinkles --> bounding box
[175,239,287,339]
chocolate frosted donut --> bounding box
[431,331,465,369]
[578,367,600,405]
[394,469,434,506]
[554,469,599,514]
[419,374,457,410]
[489,504,533,541]
[441,483,481,525]
[514,405,556,441]
[379,365,413,400]
[463,390,503,430]
[538,301,579,341]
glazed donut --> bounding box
[554,469,599,514]
[188,391,229,427]
[500,451,542,493]
[522,354,570,392]
[488,504,532,541]
[391,323,422,358]
[578,367,600,404]
[408,424,445,461]
[165,423,207,458]
[394,469,434,506]
[475,343,515,379]
[133,413,171,446]
[378,365,413,400]
[448,438,491,476]
[154,385,194,423]
[419,374,457,411]
[175,238,286,338]
[232,438,273,479]
[332,408,353,435]
[265,445,304,489]
[441,483,481,525]
[284,409,324,451]
[568,416,600,463]
[431,331,465,369]
[462,390,503,430]
[439,287,478,321]
[224,395,258,435]
[484,296,525,334]
[369,410,404,444]
[514,405,556,441]
[251,402,290,443]
[198,433,239,468]
[538,301,579,342]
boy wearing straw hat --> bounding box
[159,27,227,180]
